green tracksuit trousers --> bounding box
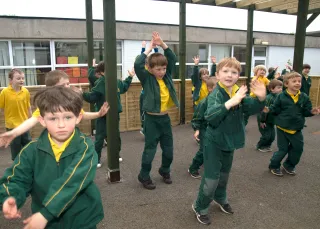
[194,137,234,215]
[139,113,173,180]
[256,119,275,149]
[188,128,206,173]
[269,128,304,170]
[6,128,31,161]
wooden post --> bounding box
[245,5,254,91]
[179,0,186,124]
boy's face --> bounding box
[216,66,239,89]
[39,108,82,145]
[285,77,301,93]
[149,65,167,79]
[256,69,266,77]
[95,72,101,78]
[201,73,209,81]
[271,86,282,94]
[10,73,25,87]
[302,68,310,75]
[56,78,70,88]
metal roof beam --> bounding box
[307,12,320,27]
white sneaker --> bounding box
[119,157,123,162]
[97,163,102,168]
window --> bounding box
[0,69,10,87]
[254,47,266,57]
[0,41,10,66]
[12,41,51,66]
[233,46,246,63]
[55,42,87,64]
[210,45,231,62]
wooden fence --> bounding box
[1,76,320,138]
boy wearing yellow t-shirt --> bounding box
[134,32,179,190]
[0,69,31,160]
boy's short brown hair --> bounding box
[283,72,302,84]
[45,70,69,87]
[253,65,267,76]
[8,69,24,80]
[34,86,83,117]
[199,68,209,78]
[205,77,217,90]
[147,53,168,68]
[216,57,241,74]
[268,79,283,91]
[268,67,275,74]
[303,64,311,70]
[95,61,104,74]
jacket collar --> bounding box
[37,127,83,160]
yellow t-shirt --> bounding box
[0,85,31,129]
[33,108,84,118]
[250,76,270,97]
[218,81,239,98]
[195,81,209,105]
[277,90,301,134]
[48,130,75,162]
[157,79,175,112]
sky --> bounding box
[0,0,320,33]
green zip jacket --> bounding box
[191,96,208,131]
[205,84,265,151]
[301,74,311,96]
[259,93,278,124]
[0,128,104,229]
[88,66,99,88]
[191,65,216,102]
[134,48,179,113]
[82,75,132,113]
[269,90,313,130]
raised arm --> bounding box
[191,56,200,87]
[82,80,104,104]
[40,137,97,222]
[210,56,216,76]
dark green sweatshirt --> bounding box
[191,65,216,102]
[301,74,311,96]
[88,66,99,88]
[0,128,104,229]
[134,48,179,113]
[83,75,132,113]
[205,83,265,151]
[269,90,313,130]
[259,93,278,125]
[191,96,208,131]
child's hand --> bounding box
[250,80,266,101]
[99,102,110,117]
[210,56,216,64]
[0,131,17,148]
[92,58,96,67]
[263,107,269,113]
[192,55,200,65]
[3,197,21,219]
[23,212,48,229]
[233,85,247,105]
[193,130,200,141]
[152,31,164,46]
[260,123,266,129]
[311,107,320,115]
[142,41,146,48]
[127,68,135,77]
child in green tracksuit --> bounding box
[0,86,104,229]
[266,72,319,176]
[301,64,312,96]
[82,61,133,167]
[192,57,266,225]
[256,79,283,152]
[134,32,179,190]
[188,78,216,179]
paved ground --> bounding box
[0,115,320,229]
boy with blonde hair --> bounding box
[266,72,320,176]
[192,57,266,225]
[0,86,104,229]
[0,69,32,160]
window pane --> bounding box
[254,60,266,66]
[93,41,122,63]
[210,45,231,62]
[174,64,208,80]
[254,47,266,57]
[240,64,246,76]
[0,42,10,66]
[0,69,10,87]
[233,46,246,63]
[12,41,51,66]
[186,44,208,63]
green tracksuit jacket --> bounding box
[134,48,179,113]
[300,74,311,96]
[205,83,265,151]
[0,128,104,229]
[191,96,208,131]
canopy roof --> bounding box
[157,0,320,15]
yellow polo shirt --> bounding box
[277,90,301,134]
[0,85,31,129]
[195,81,209,105]
[48,130,75,162]
[157,79,175,112]
[250,76,270,97]
[218,81,239,98]
[33,108,84,118]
